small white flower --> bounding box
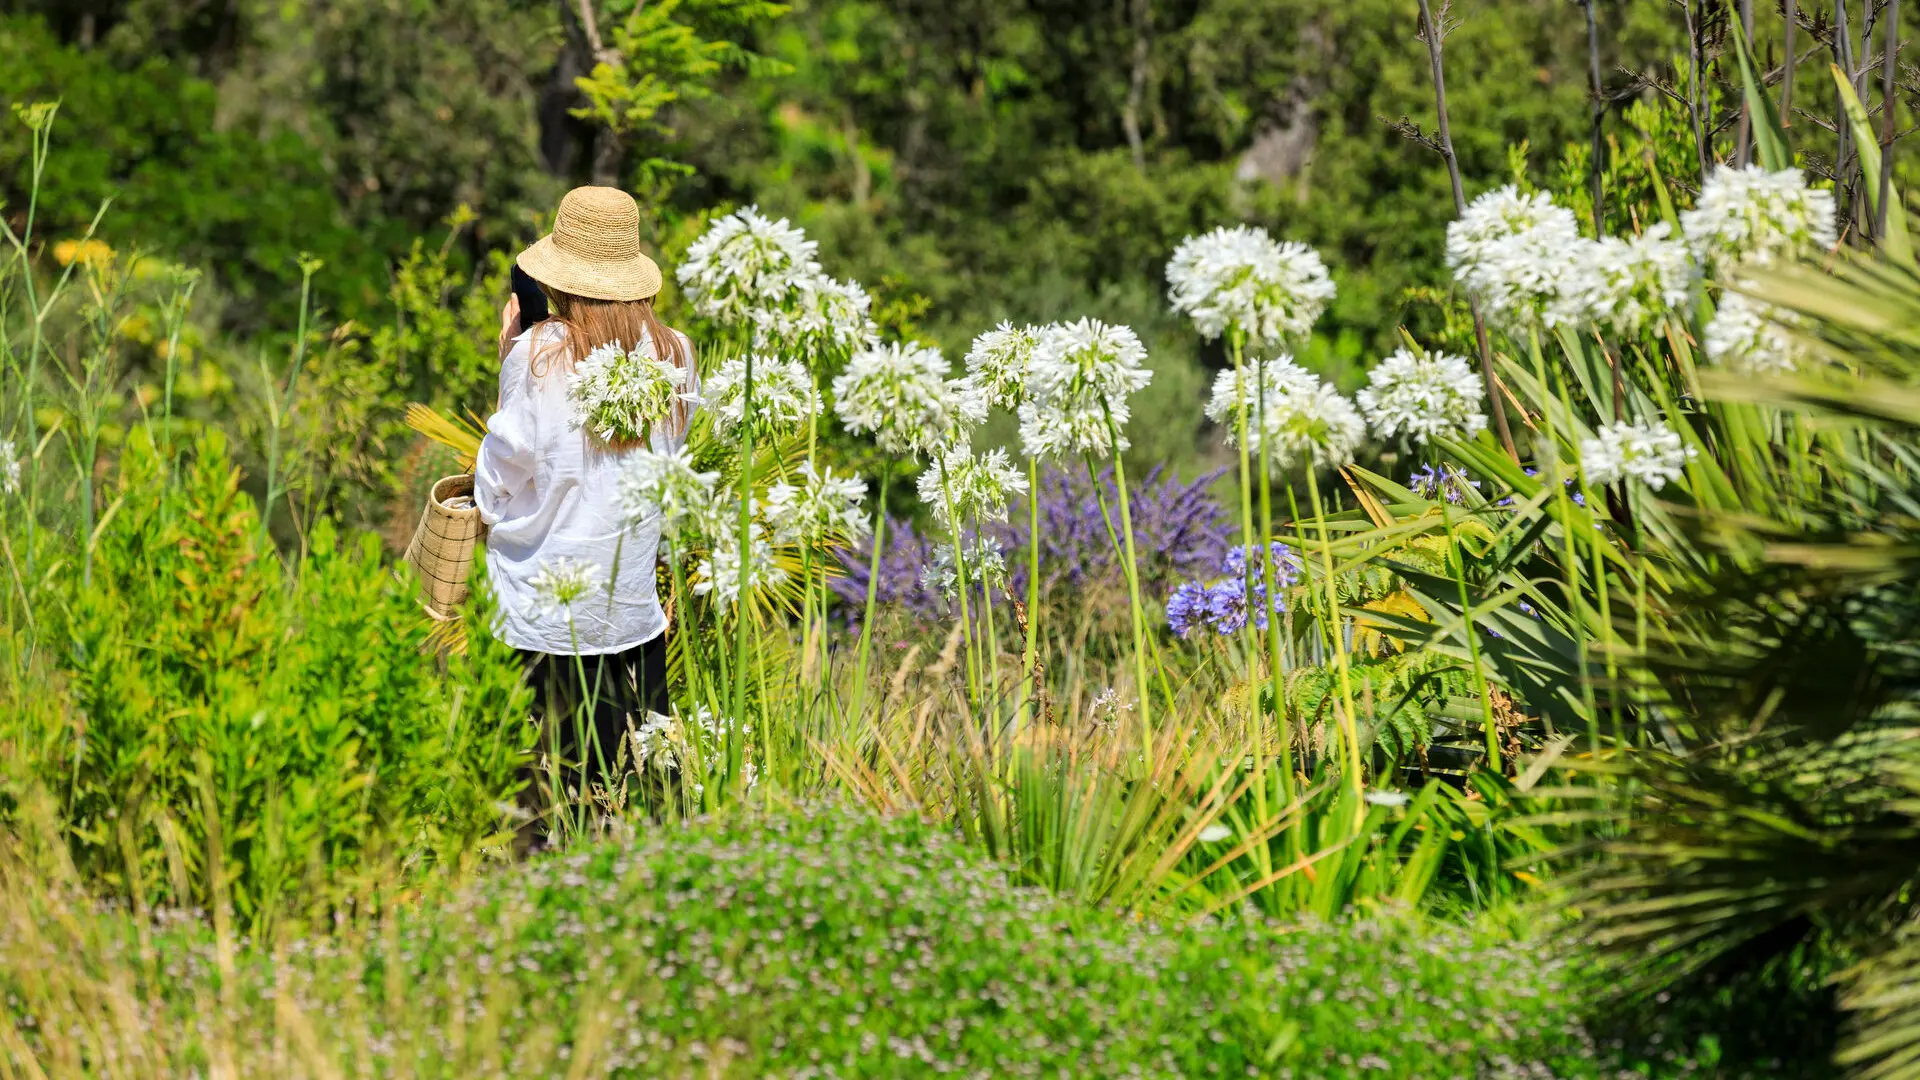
[917,447,1029,528]
[1196,823,1234,843]
[1703,288,1809,374]
[704,354,819,439]
[919,538,1009,603]
[617,446,722,532]
[693,519,789,611]
[1553,222,1696,336]
[1355,347,1488,445]
[963,321,1044,409]
[1165,226,1336,349]
[676,206,822,326]
[832,341,984,456]
[566,341,689,444]
[749,275,879,360]
[1363,790,1411,808]
[1580,419,1696,491]
[0,440,20,495]
[1018,318,1153,460]
[1680,165,1839,272]
[764,462,869,546]
[1445,185,1587,332]
[528,557,601,615]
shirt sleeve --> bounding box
[474,335,538,526]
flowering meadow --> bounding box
[5,6,1920,1077]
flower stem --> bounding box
[939,466,981,703]
[1018,457,1042,726]
[1304,466,1363,810]
[1103,421,1154,741]
[1229,333,1262,732]
[731,349,756,788]
[852,466,891,718]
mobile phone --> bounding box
[511,264,550,327]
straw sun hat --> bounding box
[516,186,663,302]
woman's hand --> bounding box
[498,294,522,358]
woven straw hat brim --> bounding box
[516,186,664,302]
[517,235,663,302]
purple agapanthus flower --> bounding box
[1408,463,1482,504]
[1163,541,1297,637]
[1499,466,1585,509]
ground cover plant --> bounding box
[4,0,1920,1075]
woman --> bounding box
[474,185,697,790]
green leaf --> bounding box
[1830,64,1916,268]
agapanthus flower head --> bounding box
[1204,360,1365,468]
[1166,581,1211,638]
[676,206,822,325]
[1018,318,1153,459]
[1165,226,1336,349]
[963,321,1045,409]
[1553,222,1696,335]
[1407,463,1481,504]
[566,341,689,444]
[917,446,1030,528]
[1355,347,1488,445]
[1580,419,1696,491]
[1202,355,1320,440]
[617,445,722,533]
[1703,288,1809,374]
[1223,541,1301,589]
[832,341,984,456]
[749,274,879,360]
[764,462,869,546]
[704,354,819,439]
[1445,185,1587,331]
[1680,165,1839,272]
[919,537,1009,603]
[528,556,601,615]
[694,518,789,611]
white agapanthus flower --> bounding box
[1702,289,1808,374]
[963,321,1044,408]
[1018,318,1153,460]
[1165,226,1336,349]
[1,440,19,495]
[676,206,822,325]
[917,447,1029,528]
[694,519,789,611]
[920,538,1010,602]
[1355,348,1488,445]
[1201,355,1319,447]
[832,341,985,456]
[1552,222,1696,336]
[566,342,689,444]
[764,462,869,545]
[1680,165,1839,272]
[703,355,819,439]
[528,556,601,615]
[1256,375,1369,469]
[749,275,879,359]
[617,446,721,532]
[1580,419,1696,491]
[1445,185,1588,332]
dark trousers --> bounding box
[519,634,669,791]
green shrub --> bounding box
[0,429,533,925]
[1,804,1732,1078]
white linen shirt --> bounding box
[474,323,696,655]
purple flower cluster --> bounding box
[1407,463,1481,504]
[1165,542,1302,638]
[1497,467,1586,508]
[833,464,1234,625]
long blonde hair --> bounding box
[529,289,695,438]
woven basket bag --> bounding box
[404,473,484,620]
